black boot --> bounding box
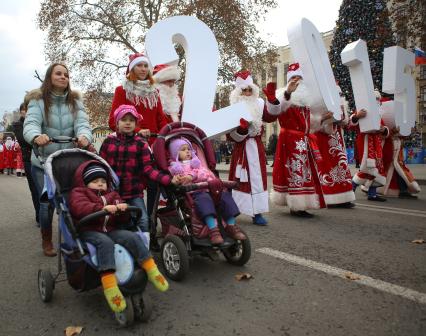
[290,210,314,218]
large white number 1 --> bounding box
[145,16,251,137]
[341,39,381,132]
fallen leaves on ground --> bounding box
[344,272,361,281]
[235,272,253,281]
[65,326,83,336]
[411,239,425,244]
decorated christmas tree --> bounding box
[329,0,395,148]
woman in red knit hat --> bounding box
[109,52,168,143]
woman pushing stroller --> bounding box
[168,137,247,245]
[69,160,169,313]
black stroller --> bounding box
[151,122,251,281]
[36,137,152,327]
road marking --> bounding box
[356,203,426,214]
[354,203,426,218]
[257,247,426,305]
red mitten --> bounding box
[262,82,277,103]
[239,118,249,130]
[236,118,249,135]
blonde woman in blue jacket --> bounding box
[24,63,92,256]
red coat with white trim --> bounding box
[264,97,326,211]
[378,136,421,195]
[350,115,388,187]
[227,98,269,216]
[315,123,355,205]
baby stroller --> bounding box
[151,122,251,281]
[35,136,152,327]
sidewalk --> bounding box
[215,162,426,185]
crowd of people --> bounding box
[2,54,421,314]
[0,134,25,176]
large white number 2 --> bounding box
[145,16,251,138]
[341,39,381,132]
[287,18,341,123]
[382,46,416,136]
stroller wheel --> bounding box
[114,296,135,327]
[222,232,251,266]
[38,269,54,302]
[161,235,189,281]
[132,293,153,322]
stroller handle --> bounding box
[174,180,238,193]
[78,206,142,227]
[33,136,78,163]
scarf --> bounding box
[122,79,159,109]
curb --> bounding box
[216,168,426,186]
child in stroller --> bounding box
[151,122,251,281]
[69,160,169,313]
[36,143,158,326]
[168,137,246,244]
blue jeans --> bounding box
[80,230,151,272]
[31,165,53,230]
[25,161,40,223]
[126,197,149,232]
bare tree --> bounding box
[83,89,113,127]
[37,0,277,91]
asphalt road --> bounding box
[0,173,425,336]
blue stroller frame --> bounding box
[37,146,152,327]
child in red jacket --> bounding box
[69,160,169,313]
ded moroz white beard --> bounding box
[287,80,312,107]
[157,84,181,122]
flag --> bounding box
[414,47,426,65]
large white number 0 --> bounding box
[145,16,251,137]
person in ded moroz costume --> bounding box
[227,70,269,225]
[152,64,182,123]
[350,90,389,201]
[262,63,326,218]
[315,85,356,208]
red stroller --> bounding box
[151,122,251,281]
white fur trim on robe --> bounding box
[232,138,269,216]
[324,190,355,205]
[270,190,321,211]
[266,95,292,116]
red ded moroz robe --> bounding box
[228,98,269,216]
[350,116,388,188]
[315,123,355,205]
[264,98,326,211]
[378,136,421,196]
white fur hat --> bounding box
[234,70,254,89]
[152,64,181,83]
[286,62,303,84]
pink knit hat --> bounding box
[113,104,142,124]
[169,138,194,161]
[168,137,201,174]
